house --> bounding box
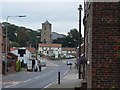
[38,43,62,58]
[10,47,32,64]
[61,47,76,58]
[0,23,2,74]
[10,47,36,71]
[83,2,120,88]
[7,53,18,74]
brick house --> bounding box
[0,23,2,74]
[2,34,10,53]
[84,1,120,88]
[6,53,18,74]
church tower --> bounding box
[41,20,52,44]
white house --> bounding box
[10,47,32,64]
[38,44,62,58]
[61,47,76,58]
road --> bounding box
[2,59,70,89]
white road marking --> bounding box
[44,66,69,89]
[4,81,23,88]
[4,62,58,88]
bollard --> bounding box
[58,71,60,84]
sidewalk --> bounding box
[44,65,83,90]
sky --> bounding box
[1,0,84,36]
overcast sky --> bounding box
[1,0,84,36]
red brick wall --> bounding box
[0,23,2,74]
[91,2,120,88]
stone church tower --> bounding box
[41,20,52,44]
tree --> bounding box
[2,22,19,42]
[2,22,42,48]
[53,28,83,48]
[10,42,20,47]
[17,27,30,47]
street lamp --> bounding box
[5,15,26,74]
[78,4,82,79]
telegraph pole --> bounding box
[78,4,82,79]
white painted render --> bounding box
[11,47,32,64]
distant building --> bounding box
[84,2,120,88]
[38,43,62,58]
[61,47,76,58]
[41,20,52,44]
[10,47,32,64]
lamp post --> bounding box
[78,4,82,79]
[5,15,26,74]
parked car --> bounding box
[66,60,72,65]
[40,60,46,67]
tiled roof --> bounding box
[10,47,36,54]
[26,47,35,54]
[10,47,17,51]
[39,43,62,47]
[62,47,76,51]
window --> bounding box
[44,39,46,43]
[47,51,49,54]
[18,49,26,57]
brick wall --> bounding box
[0,23,2,74]
[84,2,120,88]
[92,2,120,88]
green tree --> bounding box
[53,28,83,48]
[2,22,41,48]
[10,42,20,47]
[17,27,30,47]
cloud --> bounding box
[1,1,84,36]
[1,0,81,2]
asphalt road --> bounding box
[2,60,69,89]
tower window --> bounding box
[44,39,46,43]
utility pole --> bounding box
[78,4,82,79]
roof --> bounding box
[10,47,36,54]
[10,47,26,51]
[39,43,62,47]
[62,47,76,51]
[10,47,17,51]
[43,20,51,24]
[26,47,35,54]
[8,52,18,58]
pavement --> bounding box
[44,63,83,90]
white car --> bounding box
[66,60,72,65]
[40,60,46,67]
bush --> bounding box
[16,60,21,71]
